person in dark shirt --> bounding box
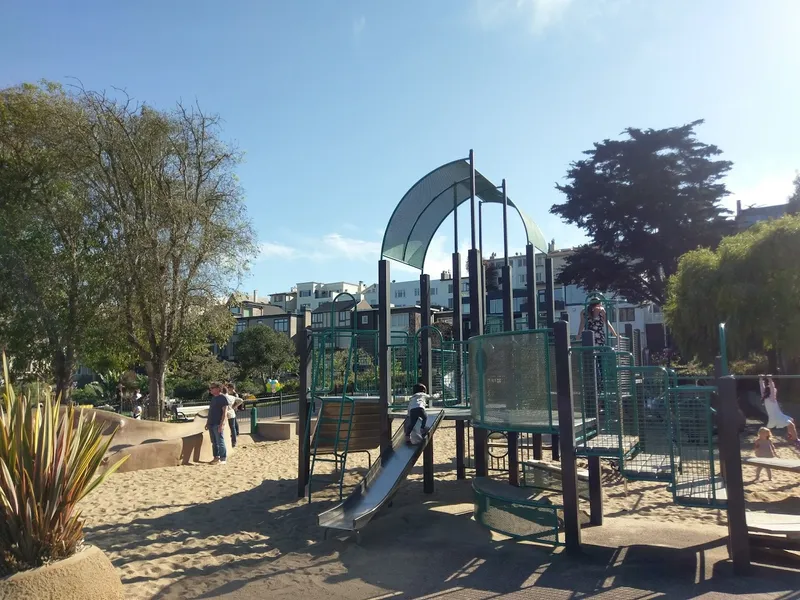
[205,382,229,464]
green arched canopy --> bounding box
[381,158,547,270]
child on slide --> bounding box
[761,377,799,447]
[405,383,432,445]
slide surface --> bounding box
[317,408,445,532]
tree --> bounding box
[665,215,800,371]
[788,173,800,215]
[235,326,296,395]
[0,83,116,399]
[59,87,257,418]
[551,120,735,305]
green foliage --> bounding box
[236,326,297,394]
[0,353,127,575]
[666,215,800,365]
[788,173,799,216]
[70,383,104,406]
[664,248,722,364]
[1,81,256,415]
[551,120,735,305]
[0,83,119,398]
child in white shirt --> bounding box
[405,383,432,444]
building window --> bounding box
[274,318,289,332]
[395,289,406,298]
[536,272,544,283]
[514,297,524,313]
[311,313,323,325]
[414,288,420,296]
[361,314,369,325]
[391,313,409,328]
[619,308,636,322]
[235,321,246,333]
[518,274,526,285]
[300,303,310,310]
[489,299,503,314]
[230,306,241,315]
[448,298,453,308]
[462,282,469,292]
[652,304,662,313]
[339,312,351,326]
[431,287,438,295]
[448,284,453,293]
[300,290,312,297]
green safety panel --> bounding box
[668,386,726,508]
[468,329,557,433]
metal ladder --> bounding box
[307,395,355,502]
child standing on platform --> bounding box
[405,383,431,444]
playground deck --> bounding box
[578,434,638,455]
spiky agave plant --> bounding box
[0,353,128,575]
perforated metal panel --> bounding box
[468,330,557,433]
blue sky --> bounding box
[2,0,799,295]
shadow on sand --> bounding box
[126,467,800,600]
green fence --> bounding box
[668,386,725,508]
[468,329,556,433]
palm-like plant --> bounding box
[0,353,128,575]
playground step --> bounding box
[472,477,590,545]
[521,460,590,500]
[670,477,727,508]
[621,452,673,481]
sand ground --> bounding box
[79,421,800,599]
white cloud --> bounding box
[352,15,366,37]
[256,232,470,282]
[472,0,573,34]
[258,241,297,259]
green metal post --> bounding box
[250,406,257,434]
[718,323,728,375]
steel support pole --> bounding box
[554,320,581,553]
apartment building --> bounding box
[268,290,298,313]
[735,199,791,230]
[295,281,367,312]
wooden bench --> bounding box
[747,512,800,553]
[743,457,800,474]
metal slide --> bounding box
[317,408,445,534]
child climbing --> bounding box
[760,376,799,446]
[753,427,777,481]
[405,383,431,445]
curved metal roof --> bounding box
[381,159,547,271]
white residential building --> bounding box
[261,244,666,350]
[295,280,367,312]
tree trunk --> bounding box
[146,362,167,421]
[53,351,74,404]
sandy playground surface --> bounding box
[79,421,800,599]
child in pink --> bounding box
[753,427,777,481]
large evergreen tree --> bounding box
[551,120,735,305]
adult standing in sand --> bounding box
[223,383,243,448]
[206,382,228,465]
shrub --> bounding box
[0,354,128,575]
[71,382,104,406]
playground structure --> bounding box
[295,151,795,572]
